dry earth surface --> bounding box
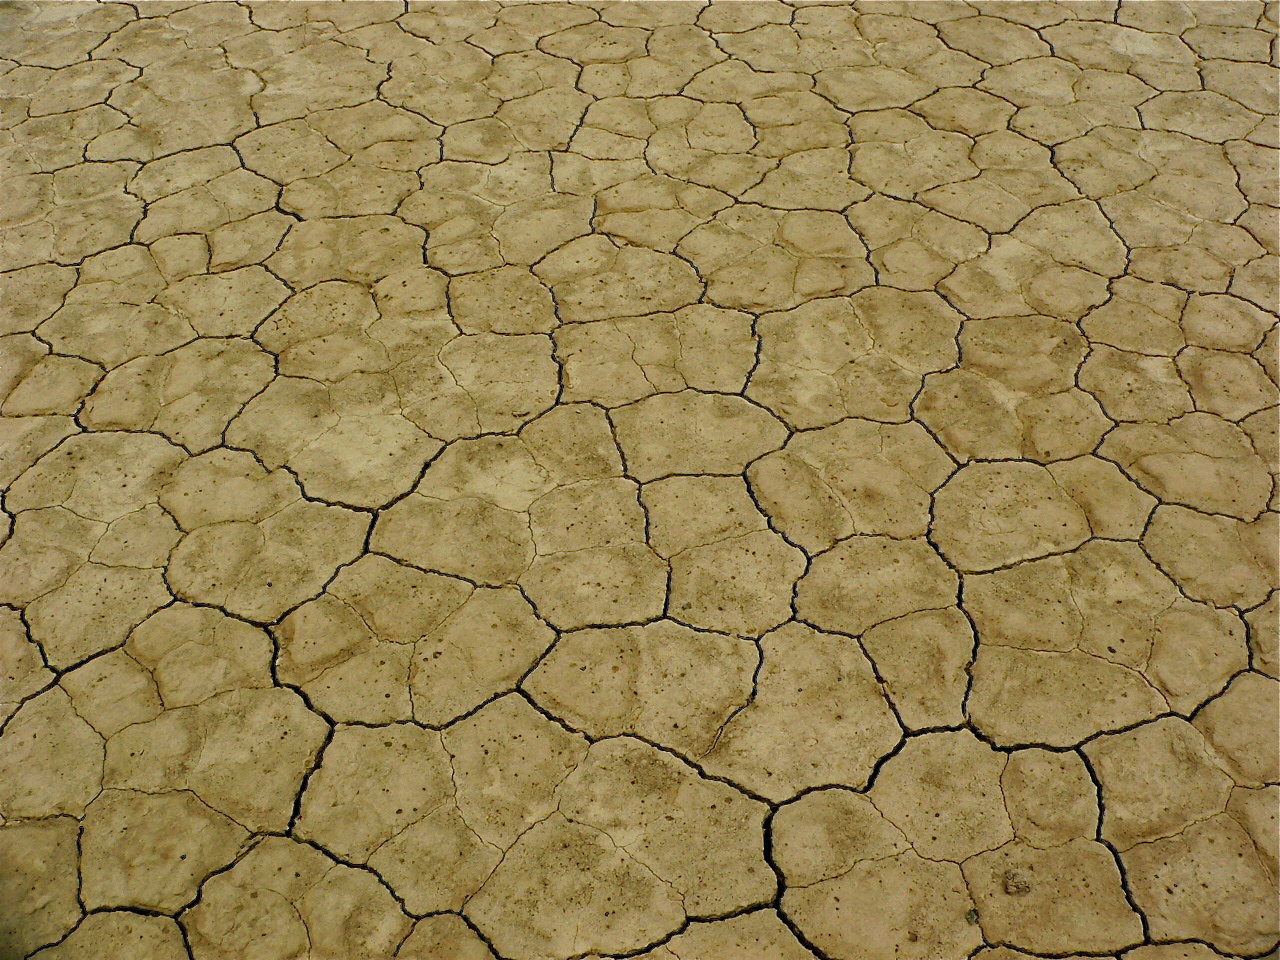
[0,0,1278,958]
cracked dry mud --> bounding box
[0,1,1277,958]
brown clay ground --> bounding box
[0,2,1277,958]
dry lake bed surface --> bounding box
[0,1,1277,958]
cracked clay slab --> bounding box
[0,3,1276,960]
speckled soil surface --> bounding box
[1,1,1278,958]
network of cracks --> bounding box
[0,1,1277,959]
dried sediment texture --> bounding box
[0,2,1276,959]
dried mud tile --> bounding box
[523,620,756,757]
[968,647,1167,748]
[931,462,1091,572]
[29,913,188,960]
[962,840,1144,954]
[1001,749,1099,848]
[796,536,957,636]
[0,686,103,819]
[1084,717,1233,850]
[0,818,82,958]
[700,621,901,801]
[80,788,248,912]
[1122,814,1279,955]
[182,836,412,960]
